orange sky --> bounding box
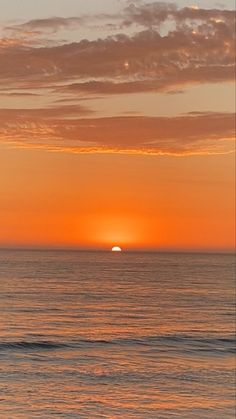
[0,0,235,251]
[0,146,234,251]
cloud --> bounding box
[1,92,41,97]
[59,63,234,95]
[0,38,27,48]
[0,104,92,120]
[0,109,234,156]
[0,3,234,95]
[6,3,235,36]
[0,2,234,157]
[123,2,235,28]
[5,16,87,35]
[4,13,121,41]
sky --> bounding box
[0,0,235,251]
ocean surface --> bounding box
[0,250,235,418]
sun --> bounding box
[111,246,122,252]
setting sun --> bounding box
[111,246,122,252]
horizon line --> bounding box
[0,246,234,255]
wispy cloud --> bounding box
[0,109,234,155]
[5,16,87,35]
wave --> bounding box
[114,335,236,355]
[0,341,67,351]
[0,334,235,354]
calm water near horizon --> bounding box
[0,250,235,418]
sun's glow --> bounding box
[112,246,122,252]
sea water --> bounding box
[0,250,235,418]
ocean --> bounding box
[0,250,235,418]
